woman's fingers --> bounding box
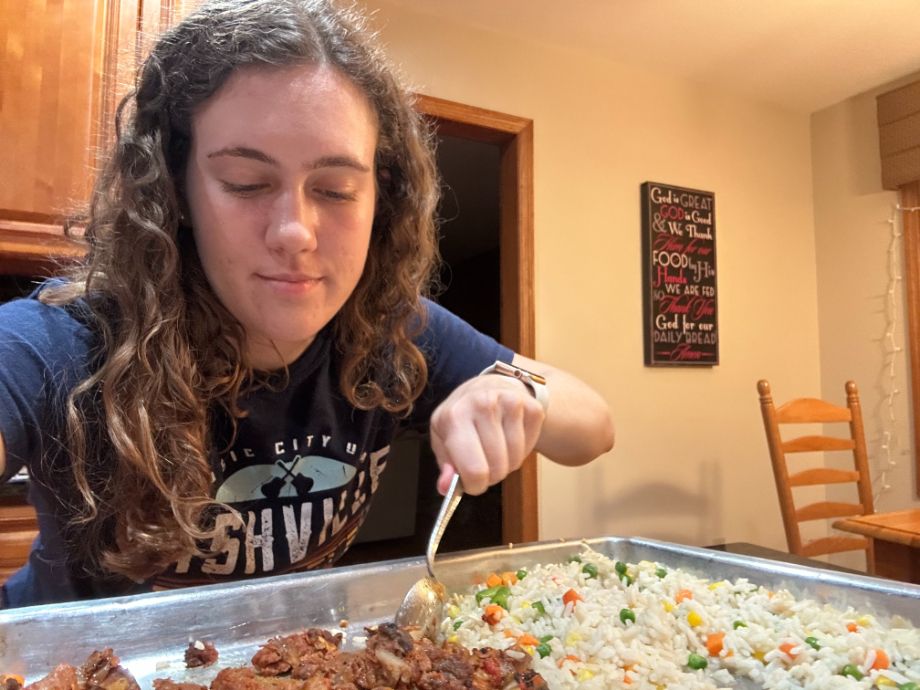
[430,380,545,495]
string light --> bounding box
[873,204,920,504]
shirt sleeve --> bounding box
[0,295,94,482]
[407,298,514,425]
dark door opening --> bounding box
[341,133,503,564]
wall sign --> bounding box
[641,181,718,366]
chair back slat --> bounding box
[774,398,851,423]
[799,535,872,558]
[757,379,875,573]
[782,435,855,453]
[794,500,865,522]
[788,468,861,486]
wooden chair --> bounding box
[757,379,875,573]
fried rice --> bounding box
[440,547,920,690]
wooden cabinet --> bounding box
[0,497,38,585]
[0,0,198,275]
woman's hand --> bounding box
[429,373,545,495]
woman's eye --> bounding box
[220,181,267,196]
[316,188,358,202]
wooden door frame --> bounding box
[414,94,539,544]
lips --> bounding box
[260,272,320,283]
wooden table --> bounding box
[833,508,920,584]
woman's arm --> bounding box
[429,354,613,495]
[511,353,614,465]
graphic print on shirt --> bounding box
[157,431,391,586]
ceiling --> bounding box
[379,0,920,114]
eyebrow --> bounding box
[206,147,371,173]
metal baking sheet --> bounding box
[1,536,917,687]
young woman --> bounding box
[0,0,613,607]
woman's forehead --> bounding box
[190,63,379,159]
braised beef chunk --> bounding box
[82,649,140,690]
[152,680,208,690]
[252,629,343,678]
[513,670,548,690]
[20,625,545,690]
[23,665,80,690]
[184,641,219,669]
[211,668,306,690]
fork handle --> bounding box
[425,473,464,577]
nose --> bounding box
[266,188,318,255]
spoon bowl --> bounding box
[394,473,463,639]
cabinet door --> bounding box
[0,0,197,275]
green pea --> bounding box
[532,601,546,615]
[615,561,628,576]
[535,642,552,658]
[732,620,747,630]
[475,585,511,609]
[516,569,527,580]
[898,683,920,690]
[621,574,634,586]
[539,634,553,643]
[475,585,501,604]
[841,664,863,680]
[655,566,667,578]
[619,608,636,624]
[803,636,820,651]
[452,619,463,630]
[567,555,582,563]
[687,653,708,670]
[582,563,599,579]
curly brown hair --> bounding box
[41,0,440,582]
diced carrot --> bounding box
[482,604,504,625]
[501,571,519,586]
[485,573,503,588]
[623,676,632,684]
[846,622,858,633]
[779,642,798,659]
[675,589,693,603]
[557,654,581,667]
[503,629,518,638]
[705,632,725,656]
[562,588,583,607]
[518,634,540,646]
[871,649,890,670]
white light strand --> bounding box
[872,204,920,504]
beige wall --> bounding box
[812,75,920,533]
[362,1,859,552]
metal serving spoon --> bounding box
[394,473,464,639]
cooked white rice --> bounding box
[441,547,920,690]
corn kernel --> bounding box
[520,600,531,608]
[576,669,595,681]
[856,615,872,627]
[565,632,583,645]
[663,601,675,612]
[687,611,703,627]
[447,605,460,617]
[447,635,458,644]
[753,650,766,662]
[523,645,535,656]
[877,677,896,687]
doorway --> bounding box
[340,95,537,564]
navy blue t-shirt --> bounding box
[0,291,511,607]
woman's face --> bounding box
[185,63,378,370]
